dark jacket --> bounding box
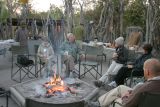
[115,46,128,64]
[133,53,152,72]
[124,79,160,107]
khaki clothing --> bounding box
[37,42,55,64]
[98,85,131,107]
[98,77,160,107]
[99,61,123,83]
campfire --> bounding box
[43,74,75,97]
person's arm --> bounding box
[60,42,66,55]
[123,85,144,107]
[117,47,128,63]
[48,45,55,60]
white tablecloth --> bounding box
[0,39,19,55]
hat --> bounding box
[115,37,124,46]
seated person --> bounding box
[60,33,82,78]
[109,43,153,86]
[37,36,55,65]
[88,58,160,107]
[94,37,128,87]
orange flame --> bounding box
[44,74,68,94]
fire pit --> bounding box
[10,76,98,107]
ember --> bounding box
[43,74,72,96]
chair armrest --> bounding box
[112,100,123,107]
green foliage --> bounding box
[50,7,63,20]
[124,0,146,30]
[84,1,103,24]
[0,0,9,23]
[73,25,84,40]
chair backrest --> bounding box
[28,40,42,55]
[25,98,84,107]
[10,46,28,55]
[127,49,136,62]
[138,92,160,107]
[83,45,104,56]
[34,45,39,55]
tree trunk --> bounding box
[119,0,124,37]
[64,0,74,33]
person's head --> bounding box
[20,21,26,29]
[143,58,160,80]
[142,43,152,54]
[67,33,75,43]
[41,36,49,46]
[115,37,124,48]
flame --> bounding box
[44,74,68,95]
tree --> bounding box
[146,0,160,50]
[0,0,9,23]
[63,0,75,33]
[50,5,63,20]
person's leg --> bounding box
[108,63,123,82]
[98,85,132,107]
[114,67,132,85]
[99,61,117,82]
[63,55,75,77]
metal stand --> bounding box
[0,88,9,107]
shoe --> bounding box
[88,101,100,107]
[93,80,104,88]
[108,81,117,87]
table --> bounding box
[0,39,19,55]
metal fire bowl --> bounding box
[10,78,99,107]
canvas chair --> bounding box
[0,48,6,57]
[11,46,36,83]
[25,98,84,107]
[138,92,160,107]
[128,70,144,87]
[79,45,103,79]
[113,92,160,107]
[0,88,9,107]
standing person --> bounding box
[15,21,29,47]
[88,58,160,107]
[60,33,82,78]
[94,37,128,87]
[113,43,153,86]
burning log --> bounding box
[42,74,77,97]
